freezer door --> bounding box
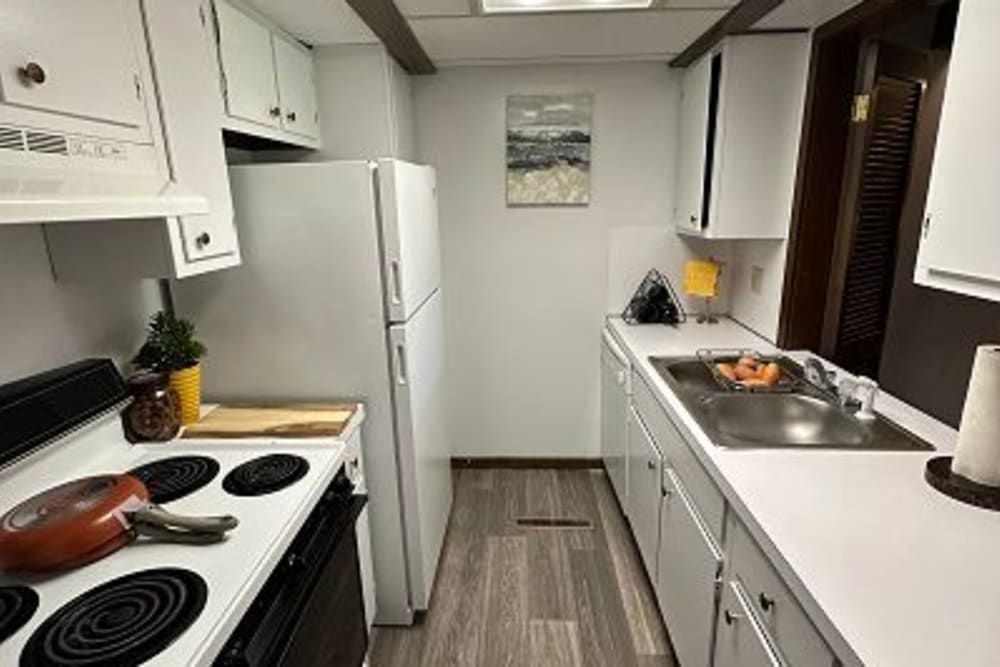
[377,159,442,323]
[388,290,452,609]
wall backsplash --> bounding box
[0,226,162,385]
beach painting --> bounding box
[506,93,592,206]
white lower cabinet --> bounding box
[715,580,784,667]
[601,331,630,507]
[657,467,723,667]
[627,406,663,581]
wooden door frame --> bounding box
[776,0,942,350]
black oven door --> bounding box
[217,468,369,667]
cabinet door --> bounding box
[657,468,723,667]
[273,36,319,139]
[144,0,238,265]
[675,54,712,233]
[215,1,279,128]
[627,407,662,581]
[601,334,629,507]
[915,0,1000,302]
[0,0,149,132]
[715,580,784,667]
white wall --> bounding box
[0,226,161,384]
[414,62,704,458]
[311,44,416,161]
[727,240,788,342]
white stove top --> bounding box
[0,406,364,666]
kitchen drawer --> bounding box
[727,515,836,667]
[633,370,725,542]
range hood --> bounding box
[0,167,209,225]
[0,123,209,225]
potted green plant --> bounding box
[133,311,206,425]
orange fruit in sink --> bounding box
[761,362,782,386]
[716,363,737,381]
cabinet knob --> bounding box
[18,62,46,86]
[723,609,742,626]
[269,106,281,118]
[758,592,775,612]
[195,232,211,248]
[286,110,297,122]
[689,214,697,224]
[647,460,657,471]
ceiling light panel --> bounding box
[482,0,654,14]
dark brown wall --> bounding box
[879,52,1000,427]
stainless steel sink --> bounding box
[649,356,934,451]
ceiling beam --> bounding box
[345,0,437,75]
[669,0,785,68]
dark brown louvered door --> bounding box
[828,75,923,377]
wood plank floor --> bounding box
[369,469,677,667]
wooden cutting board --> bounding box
[181,404,358,439]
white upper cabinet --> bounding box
[915,0,1000,303]
[45,0,241,279]
[215,1,320,148]
[144,0,239,269]
[273,36,320,139]
[673,33,809,239]
[675,55,712,235]
[0,0,151,142]
[216,1,279,128]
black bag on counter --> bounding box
[622,269,685,326]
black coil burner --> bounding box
[222,454,310,497]
[127,456,221,504]
[0,586,38,644]
[20,568,206,667]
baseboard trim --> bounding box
[451,457,604,470]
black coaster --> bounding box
[925,456,1000,512]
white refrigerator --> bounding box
[174,159,452,626]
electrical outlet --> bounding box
[750,265,764,295]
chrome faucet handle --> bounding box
[854,376,879,421]
[838,378,860,409]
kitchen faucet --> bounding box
[803,358,878,420]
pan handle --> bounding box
[132,505,239,535]
[133,523,229,545]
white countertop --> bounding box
[607,317,999,667]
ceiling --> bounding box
[242,0,864,67]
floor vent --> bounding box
[25,131,68,156]
[515,517,594,530]
[0,126,25,151]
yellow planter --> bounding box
[169,364,202,426]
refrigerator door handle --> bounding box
[395,343,409,385]
[390,260,403,306]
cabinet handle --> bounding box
[18,62,46,86]
[689,214,697,224]
[723,609,742,626]
[286,111,297,122]
[195,232,211,248]
[395,344,408,385]
[758,593,775,612]
[647,460,657,471]
[269,106,281,118]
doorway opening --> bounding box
[776,0,1000,426]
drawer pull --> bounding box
[723,609,742,626]
[758,592,775,612]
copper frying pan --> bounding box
[0,474,238,572]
